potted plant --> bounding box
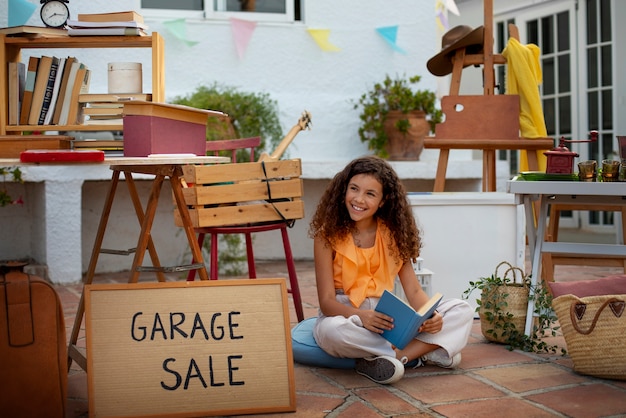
[463,261,566,355]
[353,74,443,160]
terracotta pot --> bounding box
[383,110,430,161]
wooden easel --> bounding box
[424,0,554,192]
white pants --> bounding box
[313,294,474,359]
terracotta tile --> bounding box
[612,379,626,390]
[335,401,387,418]
[394,374,506,404]
[433,398,558,417]
[474,363,587,392]
[315,367,379,389]
[294,366,347,396]
[231,393,344,418]
[67,371,88,400]
[458,341,535,369]
[65,398,89,418]
[526,383,626,417]
[354,387,420,415]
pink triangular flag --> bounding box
[230,18,257,59]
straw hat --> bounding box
[427,25,485,76]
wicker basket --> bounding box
[552,294,626,380]
[479,262,530,343]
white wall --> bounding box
[1,0,449,163]
[0,0,510,281]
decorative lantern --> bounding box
[544,131,598,174]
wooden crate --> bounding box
[174,159,304,228]
[0,135,73,158]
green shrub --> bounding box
[171,83,283,157]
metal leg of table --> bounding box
[525,195,550,335]
[523,195,537,257]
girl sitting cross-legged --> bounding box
[308,155,474,384]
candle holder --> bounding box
[601,160,620,182]
[578,160,597,182]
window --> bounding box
[141,0,301,22]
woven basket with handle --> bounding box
[479,261,530,343]
[552,294,626,380]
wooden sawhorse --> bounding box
[67,156,228,372]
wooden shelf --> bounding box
[0,32,165,137]
[2,35,157,49]
[4,124,123,132]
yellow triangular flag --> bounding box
[307,29,340,52]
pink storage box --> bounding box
[122,101,227,157]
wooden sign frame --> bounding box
[85,279,296,417]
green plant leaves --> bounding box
[463,270,566,355]
[353,74,443,157]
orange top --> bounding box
[333,220,402,308]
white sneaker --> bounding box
[422,349,461,369]
[355,355,404,384]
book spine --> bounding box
[77,11,143,24]
[52,57,76,125]
[28,56,53,125]
[67,68,91,125]
[8,62,25,125]
[38,57,59,125]
[67,27,145,36]
[44,58,66,125]
[19,57,39,125]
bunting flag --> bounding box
[306,29,340,52]
[230,18,257,59]
[8,0,37,27]
[163,18,199,47]
[376,26,406,54]
[446,0,460,16]
[435,10,448,31]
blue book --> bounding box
[375,290,443,349]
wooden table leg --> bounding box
[433,149,450,192]
[482,150,496,192]
[124,172,167,282]
[129,174,165,283]
[68,170,121,371]
[170,169,209,281]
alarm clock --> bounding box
[40,0,70,29]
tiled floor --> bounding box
[55,259,626,418]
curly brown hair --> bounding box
[309,155,422,263]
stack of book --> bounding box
[0,25,68,38]
[72,139,124,155]
[12,55,91,126]
[66,11,147,36]
[79,93,152,125]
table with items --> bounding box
[507,178,626,335]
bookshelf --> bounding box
[0,32,164,135]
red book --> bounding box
[20,149,105,163]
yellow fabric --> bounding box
[502,37,548,171]
[333,220,401,308]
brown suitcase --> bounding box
[0,270,67,418]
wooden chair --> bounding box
[178,136,305,322]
